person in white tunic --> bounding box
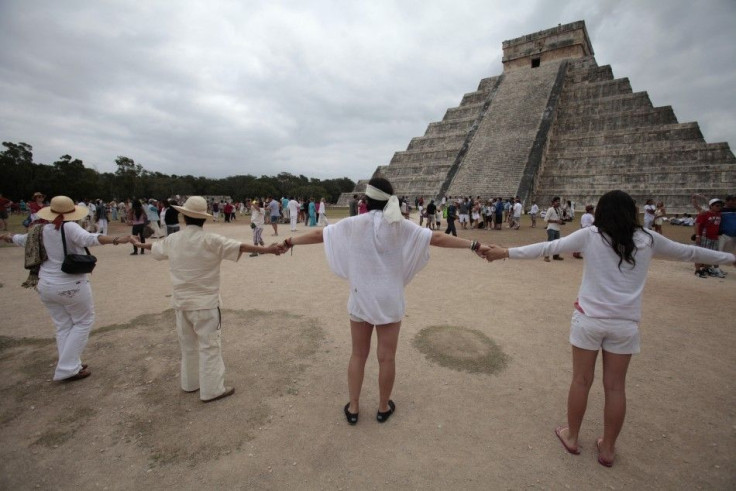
[1,196,131,381]
[483,190,736,467]
[131,196,281,402]
[278,178,489,425]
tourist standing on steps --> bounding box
[0,196,131,382]
[544,196,565,261]
[130,196,281,403]
[483,189,736,468]
[276,177,490,426]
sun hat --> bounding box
[172,196,213,219]
[36,196,89,222]
[709,198,724,206]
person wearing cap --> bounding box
[130,196,281,402]
[275,177,490,425]
[694,198,726,278]
[0,196,131,381]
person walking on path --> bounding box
[276,178,489,426]
[130,196,281,402]
[1,196,131,381]
[444,200,458,236]
[483,190,736,468]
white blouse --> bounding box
[323,211,432,325]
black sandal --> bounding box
[344,403,358,425]
[376,400,395,423]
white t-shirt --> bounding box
[513,202,522,218]
[323,211,432,325]
[509,227,735,321]
[530,204,539,215]
[152,226,242,310]
[545,206,562,231]
[288,200,300,216]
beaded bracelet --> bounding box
[112,237,120,245]
[470,240,481,252]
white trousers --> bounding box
[290,214,297,231]
[719,234,735,254]
[96,218,108,235]
[175,308,226,400]
[149,220,163,238]
[38,278,94,380]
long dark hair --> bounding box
[132,199,144,220]
[366,177,394,211]
[594,190,651,269]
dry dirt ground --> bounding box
[0,215,734,490]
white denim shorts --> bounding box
[569,310,640,354]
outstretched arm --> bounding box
[429,231,489,257]
[278,228,324,253]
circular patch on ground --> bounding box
[413,325,509,374]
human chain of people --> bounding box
[1,182,734,469]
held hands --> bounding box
[264,243,281,256]
[482,244,509,262]
[0,233,13,243]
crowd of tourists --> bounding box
[1,183,734,470]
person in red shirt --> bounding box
[694,198,724,277]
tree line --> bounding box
[1,141,356,203]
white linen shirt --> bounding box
[151,226,242,310]
[545,206,561,231]
[509,227,735,322]
[13,222,101,283]
[323,210,432,325]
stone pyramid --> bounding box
[338,20,735,212]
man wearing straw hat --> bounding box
[131,196,281,402]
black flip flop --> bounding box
[344,403,358,425]
[376,400,395,423]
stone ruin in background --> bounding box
[337,20,735,212]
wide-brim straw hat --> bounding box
[36,196,89,222]
[172,196,213,219]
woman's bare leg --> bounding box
[562,346,599,449]
[375,322,401,412]
[599,350,632,463]
[348,320,374,414]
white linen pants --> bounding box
[38,278,94,380]
[175,308,226,400]
[290,214,297,231]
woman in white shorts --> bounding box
[277,177,489,426]
[484,190,735,467]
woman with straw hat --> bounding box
[0,196,131,381]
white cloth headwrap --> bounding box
[365,185,402,223]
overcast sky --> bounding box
[1,0,734,183]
